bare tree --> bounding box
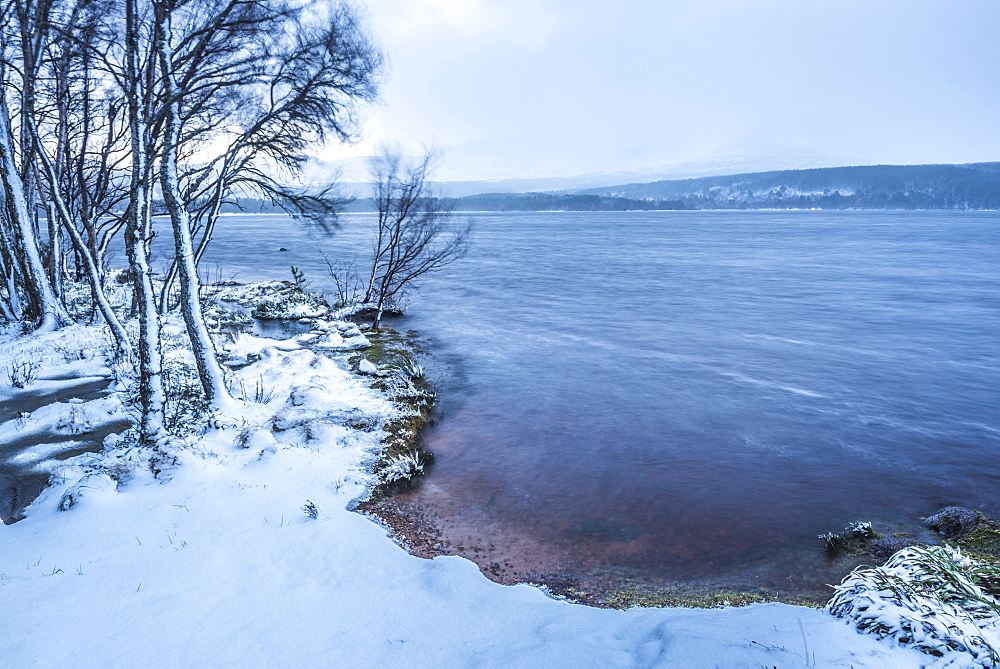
[154,0,232,407]
[150,0,382,405]
[365,146,470,328]
[123,0,167,444]
[155,0,382,313]
[320,249,363,308]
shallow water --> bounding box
[0,378,116,523]
[188,210,1000,596]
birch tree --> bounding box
[153,0,230,406]
[365,146,470,328]
[123,0,167,444]
[148,0,381,405]
[0,94,69,330]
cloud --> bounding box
[324,0,1000,180]
[374,0,561,48]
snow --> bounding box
[827,546,1000,667]
[0,324,932,667]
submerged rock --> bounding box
[925,506,984,540]
[818,521,930,559]
[866,536,924,561]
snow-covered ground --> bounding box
[0,324,932,667]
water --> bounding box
[0,378,118,523]
[192,210,1000,596]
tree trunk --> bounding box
[126,0,165,446]
[0,96,68,331]
[155,0,231,408]
[31,126,133,359]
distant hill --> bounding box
[223,162,1000,213]
[576,163,1000,210]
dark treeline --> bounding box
[327,193,687,213]
[580,163,1000,210]
[438,193,687,212]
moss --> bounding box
[567,578,822,610]
[604,587,767,609]
[352,326,437,498]
[350,327,425,366]
[956,526,1000,558]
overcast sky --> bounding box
[319,0,1000,182]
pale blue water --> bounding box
[196,210,1000,591]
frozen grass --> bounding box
[827,545,1000,666]
[820,520,877,554]
[7,358,41,388]
[380,449,425,483]
[391,355,425,380]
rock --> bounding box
[298,318,312,324]
[222,354,248,368]
[278,247,288,252]
[358,359,378,375]
[925,506,984,540]
[866,536,925,560]
[345,334,371,350]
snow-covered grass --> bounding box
[211,280,328,319]
[380,448,425,483]
[820,520,877,554]
[0,322,935,666]
[828,545,1000,666]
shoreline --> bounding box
[354,485,826,610]
[0,281,993,665]
[346,320,990,613]
[349,327,829,609]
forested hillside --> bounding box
[579,163,1000,210]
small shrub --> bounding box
[302,500,318,519]
[290,265,309,290]
[163,359,211,436]
[7,359,40,388]
[380,449,425,484]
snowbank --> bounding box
[0,325,929,667]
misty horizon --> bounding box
[320,0,1000,183]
